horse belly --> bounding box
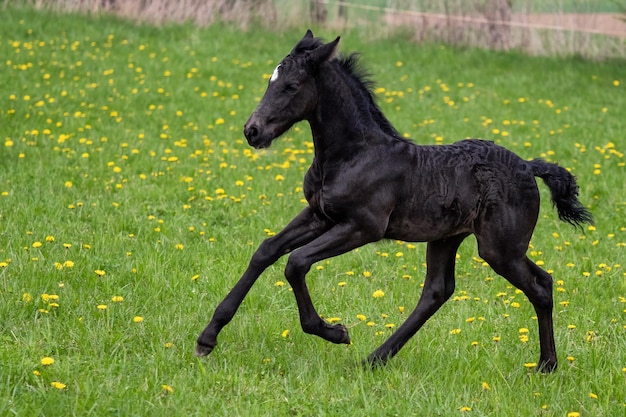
[384,193,479,242]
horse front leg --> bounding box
[284,221,381,345]
[195,207,332,357]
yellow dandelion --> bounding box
[51,381,66,390]
[281,329,290,338]
[372,290,385,298]
[97,304,107,311]
[161,384,174,394]
[94,269,106,277]
[133,316,144,323]
[40,357,55,366]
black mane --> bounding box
[335,53,405,140]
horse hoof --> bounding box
[195,343,214,357]
[536,359,557,373]
[362,355,387,369]
[335,324,351,345]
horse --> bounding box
[196,30,593,372]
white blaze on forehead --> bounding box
[270,64,281,83]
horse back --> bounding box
[384,139,539,241]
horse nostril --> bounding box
[245,125,259,140]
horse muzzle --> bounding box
[243,118,275,149]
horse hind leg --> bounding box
[366,234,467,366]
[477,237,557,373]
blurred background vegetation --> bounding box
[3,1,625,57]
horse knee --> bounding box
[422,276,455,306]
[284,253,311,283]
[250,238,281,269]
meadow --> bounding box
[0,6,625,416]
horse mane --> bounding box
[335,53,405,140]
[290,35,406,141]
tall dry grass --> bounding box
[5,0,625,58]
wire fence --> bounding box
[6,0,626,58]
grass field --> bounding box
[1,6,625,416]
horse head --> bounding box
[243,30,339,149]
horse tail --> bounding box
[529,159,594,228]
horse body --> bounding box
[196,30,593,371]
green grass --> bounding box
[1,6,625,416]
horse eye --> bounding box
[285,83,299,93]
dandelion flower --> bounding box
[97,304,107,311]
[281,329,290,338]
[133,316,144,323]
[372,290,385,298]
[94,269,106,277]
[51,381,66,390]
[161,384,174,394]
[40,357,55,366]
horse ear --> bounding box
[304,29,314,39]
[307,36,340,66]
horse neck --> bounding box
[307,66,376,161]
